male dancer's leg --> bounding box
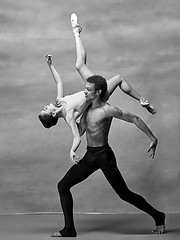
[99,151,165,234]
[51,157,96,237]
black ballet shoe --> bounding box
[152,212,166,234]
[50,231,63,237]
[50,228,77,237]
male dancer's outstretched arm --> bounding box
[105,105,158,158]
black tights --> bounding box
[58,145,163,236]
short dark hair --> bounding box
[38,113,58,128]
[86,75,107,99]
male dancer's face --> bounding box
[84,83,99,102]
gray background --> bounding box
[0,0,179,214]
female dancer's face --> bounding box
[40,103,55,116]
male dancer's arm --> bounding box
[106,105,158,158]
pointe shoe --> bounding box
[71,13,78,29]
[140,97,156,115]
[71,13,82,36]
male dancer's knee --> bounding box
[118,187,145,206]
[57,180,70,196]
[118,187,135,202]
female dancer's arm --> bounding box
[74,100,91,120]
[66,109,81,164]
[45,54,63,104]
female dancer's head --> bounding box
[38,103,59,128]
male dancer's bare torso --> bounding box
[84,103,112,147]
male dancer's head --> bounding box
[84,75,107,102]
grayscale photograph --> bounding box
[0,0,179,239]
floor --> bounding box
[0,213,180,240]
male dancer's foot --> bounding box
[50,228,77,237]
[140,97,156,115]
[152,212,166,234]
[71,13,82,36]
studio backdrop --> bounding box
[0,0,179,214]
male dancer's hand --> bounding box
[70,150,80,164]
[147,138,158,158]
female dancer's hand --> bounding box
[70,150,80,164]
[45,53,52,65]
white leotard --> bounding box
[60,91,86,111]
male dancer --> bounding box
[51,76,165,237]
